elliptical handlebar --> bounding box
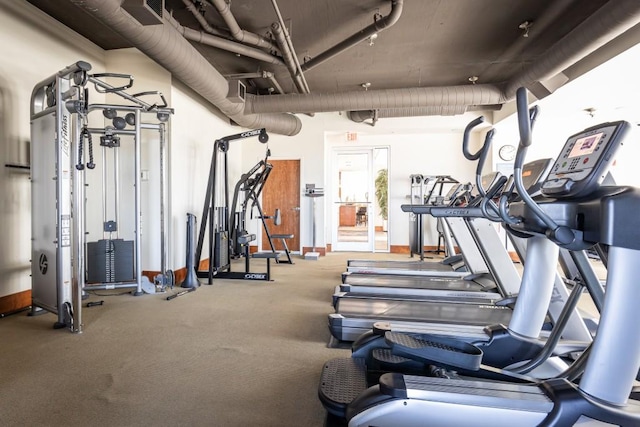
[461,116,485,160]
[512,87,575,245]
[474,128,496,197]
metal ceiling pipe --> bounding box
[181,0,227,38]
[207,0,280,54]
[271,22,308,94]
[70,0,301,136]
[504,0,640,98]
[168,15,285,66]
[271,0,310,93]
[300,0,403,72]
[246,84,504,114]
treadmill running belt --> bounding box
[342,273,489,291]
[348,260,455,271]
[335,298,512,325]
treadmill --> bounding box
[343,174,508,280]
[328,134,526,343]
[336,160,553,305]
[344,181,467,273]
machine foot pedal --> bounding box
[385,331,482,371]
[318,358,368,418]
[371,348,425,372]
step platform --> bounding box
[318,358,368,418]
[385,331,483,371]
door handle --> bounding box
[292,207,301,211]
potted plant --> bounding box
[375,168,388,231]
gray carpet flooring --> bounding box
[0,251,413,427]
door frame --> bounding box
[331,148,376,252]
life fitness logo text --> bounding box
[39,253,48,275]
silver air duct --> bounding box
[71,0,302,136]
[246,84,504,114]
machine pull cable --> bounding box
[76,126,96,170]
[86,126,95,169]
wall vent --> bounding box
[122,0,164,25]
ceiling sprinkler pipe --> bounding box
[300,0,404,72]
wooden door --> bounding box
[261,159,300,252]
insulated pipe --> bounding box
[208,0,280,53]
[71,0,301,136]
[181,0,227,38]
[300,0,403,72]
[246,84,504,114]
[170,17,285,66]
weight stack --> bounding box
[87,239,135,283]
[214,231,229,269]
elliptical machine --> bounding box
[340,88,640,426]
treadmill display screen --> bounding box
[568,132,603,158]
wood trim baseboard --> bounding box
[0,290,31,316]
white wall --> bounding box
[0,0,105,298]
[169,82,240,269]
[492,42,640,187]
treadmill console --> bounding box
[542,121,630,198]
[521,158,553,197]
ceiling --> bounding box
[24,0,640,134]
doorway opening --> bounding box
[332,147,388,252]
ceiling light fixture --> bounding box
[584,107,596,118]
[519,20,533,38]
[468,76,479,85]
[361,82,371,91]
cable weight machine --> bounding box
[30,61,174,332]
[195,129,281,283]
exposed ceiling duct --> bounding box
[65,0,640,133]
[246,84,505,114]
[70,0,302,136]
[245,0,640,118]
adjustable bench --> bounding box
[271,233,294,264]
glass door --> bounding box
[332,149,375,251]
